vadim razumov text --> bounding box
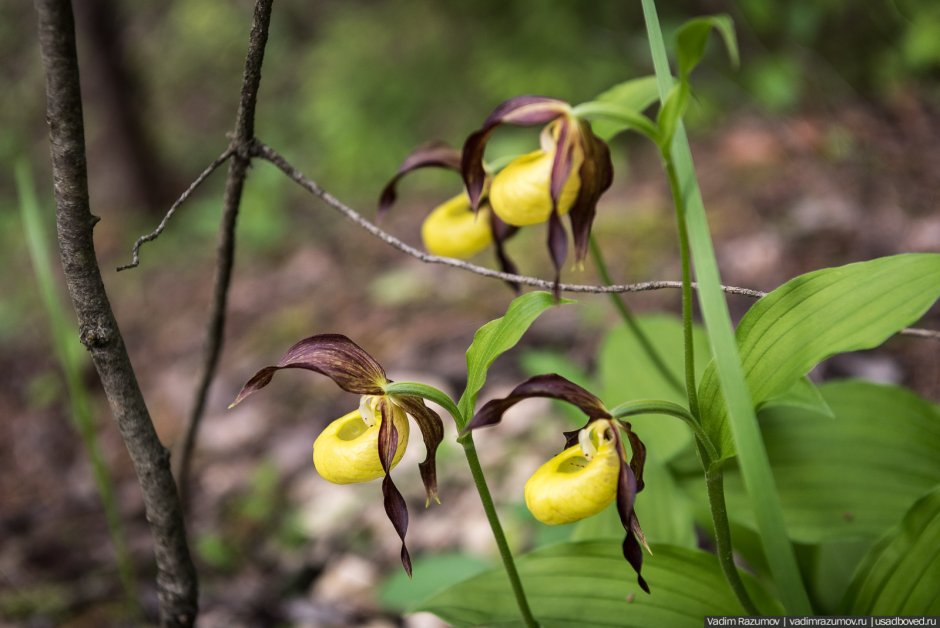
[704,617,939,627]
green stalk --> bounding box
[384,381,538,627]
[640,0,812,613]
[588,236,684,396]
[664,160,700,416]
[702,447,759,614]
[16,161,139,613]
[459,434,539,628]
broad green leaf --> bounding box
[587,76,660,141]
[655,83,687,150]
[379,553,490,612]
[802,540,872,615]
[760,376,833,419]
[842,486,940,615]
[675,15,739,80]
[699,253,940,459]
[418,541,780,627]
[723,381,940,543]
[456,291,572,427]
[599,314,708,460]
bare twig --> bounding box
[253,140,939,341]
[33,0,198,625]
[117,147,234,271]
[175,0,275,507]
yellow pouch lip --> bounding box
[488,149,582,227]
[421,194,493,259]
[524,439,619,525]
[312,404,409,484]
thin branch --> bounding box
[175,0,275,507]
[33,0,198,626]
[253,141,939,341]
[117,147,234,271]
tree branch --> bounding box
[33,0,198,625]
[175,0,275,507]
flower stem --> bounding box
[664,158,700,417]
[459,433,539,628]
[703,454,760,614]
[589,236,684,396]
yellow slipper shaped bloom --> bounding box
[524,436,619,525]
[421,194,493,258]
[489,149,582,227]
[230,333,445,576]
[313,400,409,484]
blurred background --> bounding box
[2,0,939,625]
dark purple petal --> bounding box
[378,398,412,576]
[231,334,387,407]
[549,119,576,205]
[461,96,570,210]
[394,395,444,506]
[623,422,647,493]
[378,141,463,218]
[487,209,521,293]
[465,373,609,433]
[547,208,568,300]
[612,427,649,593]
[568,121,614,263]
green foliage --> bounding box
[722,380,940,543]
[418,541,780,627]
[842,486,940,615]
[457,291,572,425]
[379,554,491,612]
[699,254,940,461]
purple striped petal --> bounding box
[231,334,387,407]
[378,398,412,576]
[378,142,463,217]
[569,121,614,263]
[394,395,444,506]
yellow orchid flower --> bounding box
[313,395,410,484]
[524,421,619,525]
[230,333,445,576]
[464,373,650,593]
[461,96,613,291]
[420,193,493,258]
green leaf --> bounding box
[675,15,739,80]
[700,253,940,460]
[379,553,490,612]
[418,541,780,627]
[655,83,688,150]
[571,101,659,143]
[760,376,833,419]
[723,380,940,543]
[599,314,708,460]
[842,486,940,615]
[456,291,571,427]
[584,76,660,141]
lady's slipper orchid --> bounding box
[230,334,445,576]
[461,97,613,291]
[378,141,519,280]
[465,373,650,593]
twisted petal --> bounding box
[568,120,614,263]
[392,395,444,506]
[488,210,521,292]
[377,397,412,576]
[378,141,463,217]
[421,194,494,258]
[231,334,387,407]
[524,438,620,525]
[612,425,650,593]
[465,373,610,433]
[462,96,571,210]
[312,403,409,484]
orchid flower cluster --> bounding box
[231,333,650,592]
[380,96,613,290]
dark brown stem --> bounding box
[33,0,198,625]
[175,0,274,507]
